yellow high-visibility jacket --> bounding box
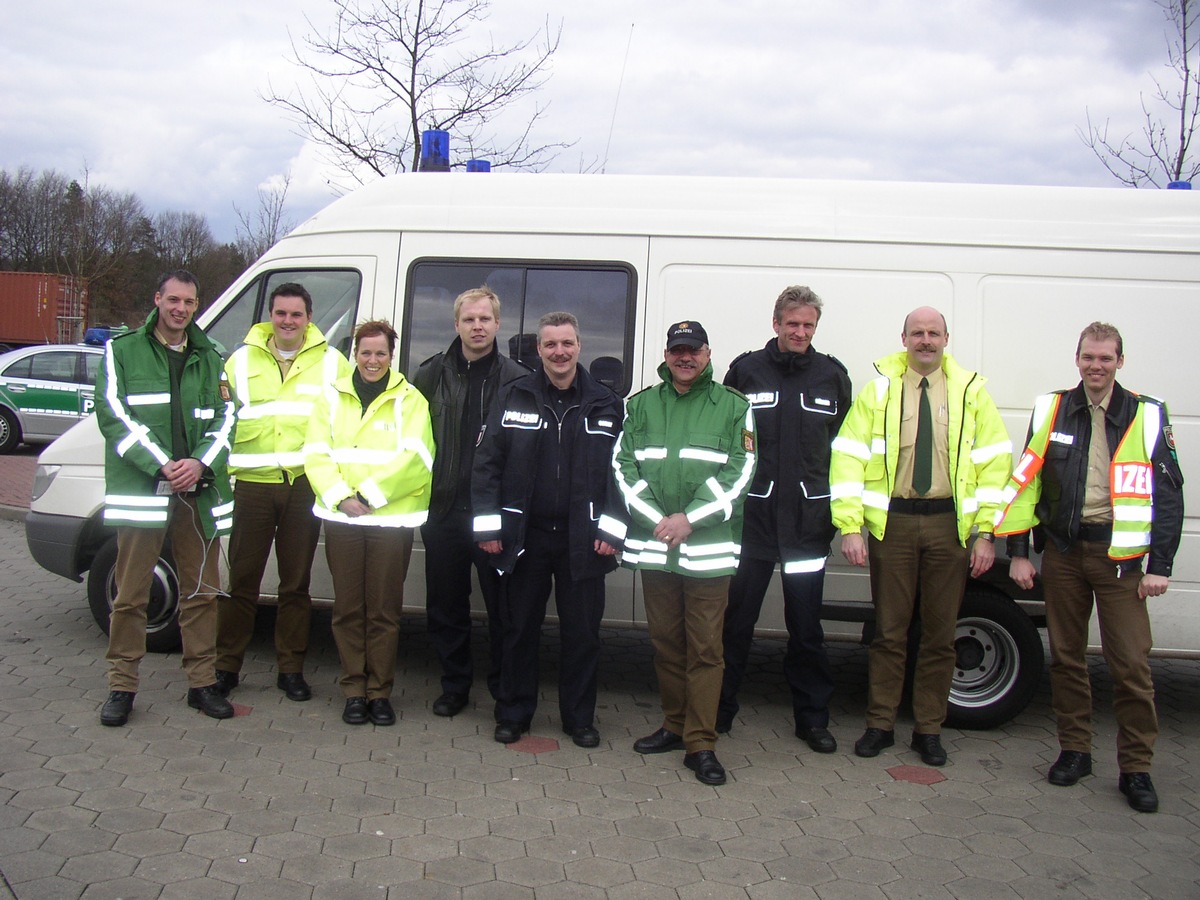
[303,369,435,528]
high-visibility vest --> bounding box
[995,392,1159,560]
[225,323,350,483]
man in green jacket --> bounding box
[830,307,1011,766]
[614,321,756,786]
[96,271,236,726]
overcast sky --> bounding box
[1,0,1179,242]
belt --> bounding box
[1076,522,1113,542]
[889,497,956,515]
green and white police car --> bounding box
[0,343,104,453]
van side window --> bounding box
[404,261,634,396]
[203,270,362,360]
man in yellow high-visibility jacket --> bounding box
[215,283,350,702]
[998,322,1184,814]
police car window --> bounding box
[28,352,79,384]
[404,261,634,395]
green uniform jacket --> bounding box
[613,361,756,577]
[829,351,1011,545]
[95,309,235,538]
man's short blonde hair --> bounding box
[453,287,501,322]
[1076,321,1123,358]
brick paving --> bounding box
[0,515,1198,898]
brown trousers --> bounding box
[216,477,321,674]
[866,511,969,734]
[325,521,413,700]
[1043,540,1157,773]
[641,570,730,752]
[106,495,221,691]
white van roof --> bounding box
[292,173,1199,253]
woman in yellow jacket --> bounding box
[304,320,435,726]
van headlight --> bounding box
[31,465,61,502]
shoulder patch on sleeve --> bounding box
[742,428,755,453]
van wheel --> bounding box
[944,586,1044,730]
[86,537,183,653]
[0,407,20,454]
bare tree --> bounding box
[153,210,217,270]
[1080,0,1200,186]
[234,174,296,262]
[265,0,569,183]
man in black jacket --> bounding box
[717,286,851,751]
[473,312,627,747]
[412,287,528,717]
[999,322,1184,813]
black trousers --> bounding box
[421,509,504,700]
[495,527,606,731]
[718,557,834,730]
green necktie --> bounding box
[914,376,932,496]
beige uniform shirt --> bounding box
[894,366,952,500]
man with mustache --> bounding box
[472,312,626,747]
[614,320,756,785]
[830,307,1011,767]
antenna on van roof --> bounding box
[601,24,635,175]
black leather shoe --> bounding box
[368,698,396,726]
[100,690,135,727]
[854,727,895,758]
[568,726,600,748]
[910,732,947,767]
[214,669,239,697]
[1118,772,1159,813]
[684,750,727,785]
[633,727,684,754]
[187,685,234,719]
[495,720,529,744]
[797,726,838,754]
[1048,750,1093,786]
[432,691,469,717]
[342,697,369,725]
[277,672,312,702]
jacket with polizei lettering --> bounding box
[303,368,435,527]
[725,339,851,570]
[225,321,351,483]
[1000,381,1184,576]
[613,361,756,577]
[829,351,1011,545]
[471,366,627,579]
[95,309,235,537]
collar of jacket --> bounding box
[242,320,327,354]
[764,337,818,373]
[516,362,610,403]
[446,336,501,374]
[1064,379,1133,423]
[872,350,978,385]
[656,360,720,399]
[136,308,218,354]
[335,367,403,397]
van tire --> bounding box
[86,537,183,653]
[945,586,1044,730]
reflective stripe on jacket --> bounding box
[225,322,350,482]
[829,351,1011,545]
[95,309,235,537]
[303,368,434,527]
[613,361,756,576]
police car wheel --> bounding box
[87,536,183,653]
[0,407,20,454]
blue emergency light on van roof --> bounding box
[466,160,491,173]
[420,130,450,172]
[1167,181,1192,189]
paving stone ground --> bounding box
[0,516,1197,899]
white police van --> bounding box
[25,173,1199,729]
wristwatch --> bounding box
[977,532,995,543]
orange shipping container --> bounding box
[0,272,89,346]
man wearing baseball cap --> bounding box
[613,320,756,785]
